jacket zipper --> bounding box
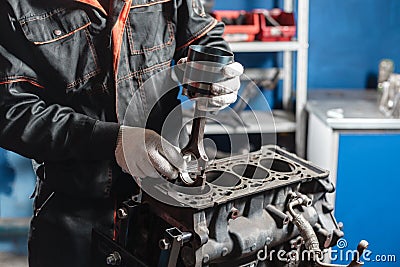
[34,192,55,217]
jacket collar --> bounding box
[75,0,108,15]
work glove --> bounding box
[115,126,186,180]
[178,58,244,111]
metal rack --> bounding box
[228,0,309,156]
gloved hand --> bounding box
[178,57,244,111]
[115,126,186,180]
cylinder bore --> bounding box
[205,171,241,187]
[232,164,269,179]
[260,159,295,173]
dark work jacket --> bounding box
[0,0,229,266]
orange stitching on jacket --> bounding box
[111,0,132,123]
[116,60,171,84]
[19,8,65,24]
[123,48,136,95]
[0,78,44,89]
[137,74,149,113]
[33,22,91,45]
[129,20,175,55]
[130,0,171,9]
[66,69,101,89]
[126,17,135,53]
[84,28,100,71]
[177,18,218,50]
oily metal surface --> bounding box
[141,145,329,210]
[111,145,344,267]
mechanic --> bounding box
[0,0,242,266]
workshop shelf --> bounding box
[212,10,260,42]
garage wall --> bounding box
[214,0,400,89]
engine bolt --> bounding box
[221,247,228,256]
[203,254,210,263]
[159,239,171,250]
[106,251,121,266]
[230,207,240,219]
[117,208,128,219]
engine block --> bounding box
[93,146,346,267]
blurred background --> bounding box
[1,0,399,266]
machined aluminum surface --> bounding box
[142,145,329,210]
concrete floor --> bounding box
[0,252,28,267]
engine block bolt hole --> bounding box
[229,207,240,219]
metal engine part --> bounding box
[93,145,361,267]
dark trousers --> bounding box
[28,184,115,267]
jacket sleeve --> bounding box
[0,4,119,162]
[173,0,231,60]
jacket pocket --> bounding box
[127,0,175,56]
[19,8,101,90]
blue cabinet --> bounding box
[335,133,400,265]
[307,90,400,266]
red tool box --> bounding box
[212,10,260,42]
[255,9,296,41]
